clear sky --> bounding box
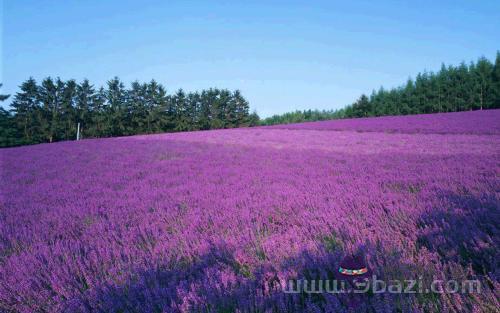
[1,0,499,117]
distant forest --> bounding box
[1,53,499,147]
[0,79,258,147]
[262,53,500,125]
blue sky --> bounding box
[1,0,499,117]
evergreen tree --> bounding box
[60,79,77,140]
[225,93,239,128]
[198,89,213,130]
[90,87,108,137]
[186,92,201,130]
[402,79,416,114]
[456,62,472,111]
[173,89,189,131]
[150,84,170,132]
[220,89,232,127]
[145,80,159,133]
[76,79,96,138]
[352,94,370,117]
[11,78,39,143]
[0,86,17,147]
[106,77,127,136]
[38,78,65,143]
[0,108,20,147]
[128,81,148,134]
[492,52,500,107]
[233,90,250,126]
[426,73,440,113]
[474,57,494,109]
[210,89,226,129]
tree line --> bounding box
[0,78,259,147]
[262,53,500,125]
[260,109,341,126]
[2,53,499,147]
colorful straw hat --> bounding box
[335,254,371,283]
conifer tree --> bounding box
[0,84,16,147]
[492,52,500,107]
[106,77,127,136]
[198,89,213,130]
[11,78,39,143]
[474,56,494,109]
[233,90,250,126]
[60,79,77,140]
[173,89,189,131]
[76,79,96,138]
[91,87,108,137]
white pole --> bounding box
[77,123,80,141]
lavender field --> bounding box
[1,110,499,312]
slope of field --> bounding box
[268,109,500,135]
[1,110,499,312]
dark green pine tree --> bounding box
[225,92,238,128]
[11,78,40,144]
[163,91,176,131]
[76,79,96,138]
[233,90,250,126]
[0,107,20,147]
[455,63,471,111]
[145,80,160,133]
[90,87,108,137]
[426,73,440,113]
[38,78,56,143]
[173,89,190,131]
[60,79,77,140]
[441,65,456,112]
[371,87,386,116]
[436,64,447,112]
[402,79,416,114]
[352,94,370,117]
[368,90,378,116]
[468,61,481,110]
[436,64,450,112]
[414,73,429,113]
[127,81,148,134]
[105,77,127,136]
[0,84,18,147]
[186,91,201,130]
[389,89,402,115]
[210,89,230,129]
[37,78,50,142]
[208,88,224,129]
[474,57,494,109]
[198,90,213,130]
[150,84,170,132]
[53,78,66,141]
[492,51,500,108]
